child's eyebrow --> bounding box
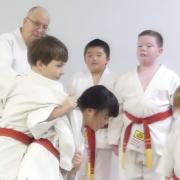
[138,42,153,45]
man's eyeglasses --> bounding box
[27,17,49,32]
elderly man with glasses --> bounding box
[0,6,50,117]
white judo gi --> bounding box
[67,68,119,180]
[0,71,82,180]
[0,28,30,116]
[17,111,83,180]
[157,112,180,179]
[110,65,180,180]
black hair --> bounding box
[77,85,119,117]
[28,35,68,66]
[84,39,110,59]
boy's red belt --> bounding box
[34,138,59,159]
[0,128,33,145]
[122,109,172,168]
[0,128,59,159]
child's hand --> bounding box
[62,96,77,112]
[72,151,83,172]
[66,152,83,179]
[112,145,119,156]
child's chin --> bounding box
[91,126,98,131]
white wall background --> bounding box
[0,0,180,84]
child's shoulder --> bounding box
[74,70,87,76]
[102,68,117,79]
[71,69,90,80]
[161,65,180,80]
[163,65,177,73]
[116,69,135,82]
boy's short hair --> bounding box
[77,85,119,117]
[173,86,180,108]
[138,30,163,47]
[28,35,68,66]
[84,39,110,59]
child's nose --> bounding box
[141,45,147,50]
[93,55,98,60]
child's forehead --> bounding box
[86,46,105,53]
[138,35,157,42]
[48,59,65,65]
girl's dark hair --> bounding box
[77,85,119,117]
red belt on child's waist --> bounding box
[0,128,33,145]
[122,109,172,168]
[0,128,59,160]
[34,138,59,159]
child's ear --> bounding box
[36,60,45,70]
[86,108,94,114]
[83,108,96,127]
[105,58,110,65]
[36,60,44,67]
[85,108,96,118]
[159,47,163,54]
